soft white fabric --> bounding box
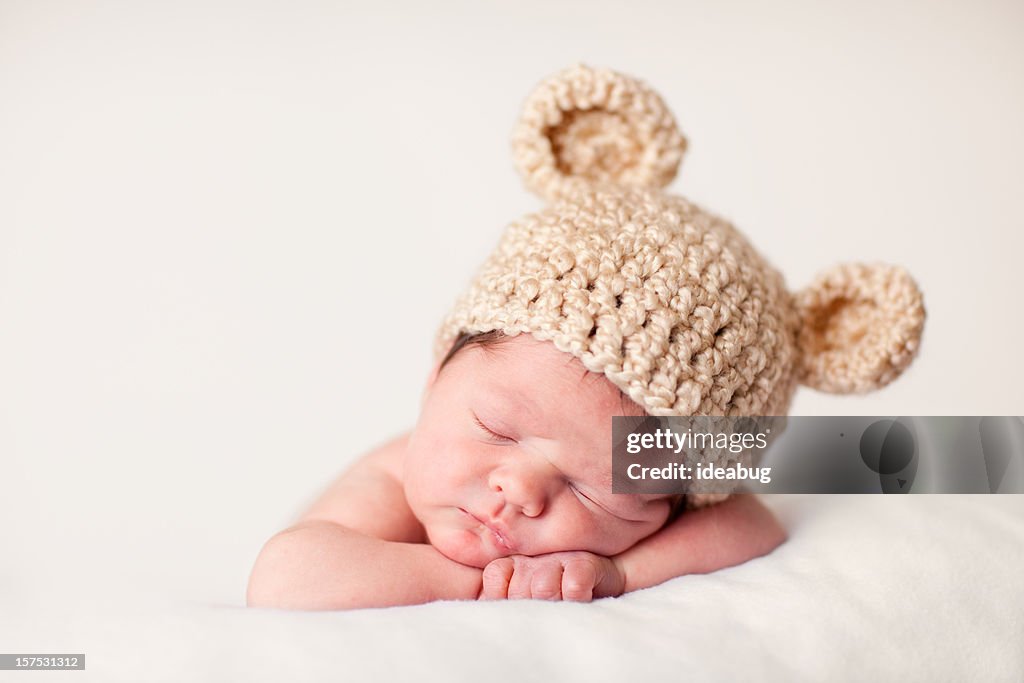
[3,495,1022,682]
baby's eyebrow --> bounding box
[485,387,548,431]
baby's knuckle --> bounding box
[482,565,510,589]
[484,559,512,577]
[512,556,536,570]
[530,577,561,600]
[562,567,595,601]
[507,583,532,600]
[568,560,597,581]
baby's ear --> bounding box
[794,263,925,394]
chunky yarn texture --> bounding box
[434,65,926,505]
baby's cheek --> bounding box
[428,526,495,569]
[605,516,666,555]
[529,507,604,554]
[406,444,459,498]
[550,511,654,557]
[600,525,651,555]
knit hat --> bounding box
[434,64,926,505]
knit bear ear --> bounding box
[794,263,926,394]
[511,64,687,202]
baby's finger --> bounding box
[529,564,563,601]
[561,559,597,602]
[506,563,535,600]
[481,559,514,600]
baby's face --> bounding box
[403,334,672,568]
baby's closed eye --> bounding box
[472,413,515,443]
[569,483,630,519]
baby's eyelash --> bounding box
[473,414,513,442]
[569,482,597,506]
[570,483,621,518]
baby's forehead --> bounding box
[474,374,643,438]
[466,337,645,416]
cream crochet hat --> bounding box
[434,65,926,503]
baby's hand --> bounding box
[479,551,625,602]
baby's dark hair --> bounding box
[439,330,687,521]
[438,330,511,371]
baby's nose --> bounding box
[488,462,560,518]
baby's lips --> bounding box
[486,521,516,552]
[460,507,517,552]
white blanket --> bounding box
[3,494,1022,682]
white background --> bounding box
[1,0,1022,611]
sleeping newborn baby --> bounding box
[248,332,787,610]
[247,65,925,610]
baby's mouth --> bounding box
[458,508,516,552]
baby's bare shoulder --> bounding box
[360,432,410,482]
[298,431,425,543]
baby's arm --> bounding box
[246,519,482,610]
[246,433,483,610]
[613,494,786,593]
